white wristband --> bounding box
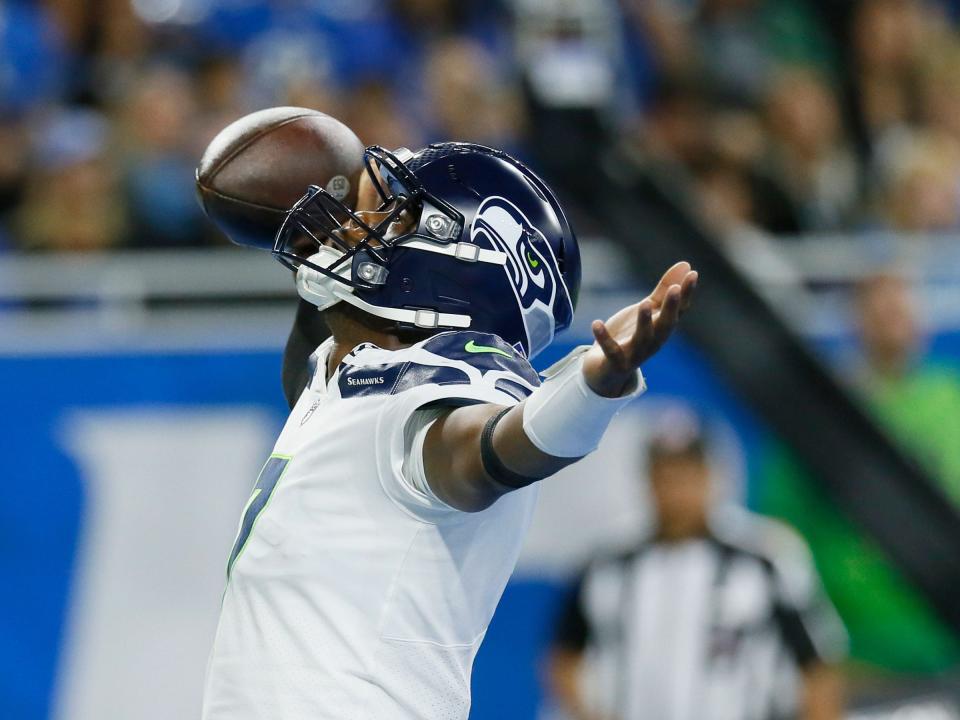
[522,346,646,458]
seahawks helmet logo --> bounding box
[471,196,566,356]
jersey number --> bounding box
[227,454,291,578]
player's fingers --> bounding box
[679,271,698,315]
[593,319,627,367]
[650,261,692,305]
[623,300,654,367]
[653,285,682,345]
[632,298,654,345]
[633,298,656,334]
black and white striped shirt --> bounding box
[554,509,847,720]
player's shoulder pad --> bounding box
[420,331,540,384]
[337,330,541,401]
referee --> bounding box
[548,416,847,720]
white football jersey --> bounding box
[202,331,541,720]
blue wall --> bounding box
[0,332,804,719]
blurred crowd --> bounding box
[762,270,960,681]
[5,0,960,253]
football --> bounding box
[196,106,365,250]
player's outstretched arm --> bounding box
[423,262,698,512]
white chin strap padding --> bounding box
[296,248,472,329]
[296,247,352,311]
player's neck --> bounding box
[324,308,409,381]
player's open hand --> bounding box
[582,261,698,397]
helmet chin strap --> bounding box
[295,247,352,311]
[296,250,473,330]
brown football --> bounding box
[196,107,365,250]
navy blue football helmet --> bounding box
[273,142,580,359]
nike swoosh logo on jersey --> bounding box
[464,340,512,357]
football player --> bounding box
[202,143,697,719]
